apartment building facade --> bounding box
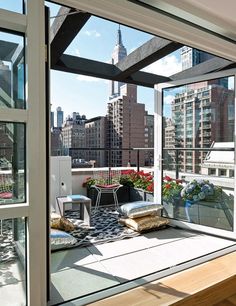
[85,116,107,167]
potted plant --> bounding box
[180,179,222,222]
[162,176,184,218]
[120,170,154,202]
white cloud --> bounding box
[84,30,101,38]
[74,48,80,56]
[164,94,175,105]
[144,55,182,77]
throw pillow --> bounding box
[118,201,163,218]
[50,216,75,232]
[119,215,169,232]
[50,229,77,250]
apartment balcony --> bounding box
[202,124,211,129]
[2,156,234,304]
[201,101,211,107]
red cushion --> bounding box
[95,184,120,189]
[0,192,12,199]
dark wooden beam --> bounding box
[170,57,233,80]
[0,40,18,61]
[116,37,182,78]
[50,7,91,66]
[53,54,170,88]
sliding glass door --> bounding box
[155,70,236,239]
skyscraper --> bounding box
[56,106,64,128]
[109,25,127,99]
[181,47,213,70]
[50,111,54,129]
[181,46,228,88]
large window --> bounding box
[161,75,235,232]
[0,1,25,14]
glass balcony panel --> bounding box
[162,148,234,231]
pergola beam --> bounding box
[50,7,91,66]
[170,57,233,80]
[116,37,182,78]
[53,54,170,87]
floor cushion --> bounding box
[118,201,163,218]
[119,215,169,232]
[51,229,77,250]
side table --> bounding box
[56,195,91,226]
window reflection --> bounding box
[0,122,25,204]
[0,217,26,305]
[0,31,25,109]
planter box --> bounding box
[163,199,232,230]
[87,186,130,206]
[129,187,154,202]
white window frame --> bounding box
[0,1,47,306]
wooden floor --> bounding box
[89,251,236,306]
[215,293,236,306]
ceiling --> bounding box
[136,0,236,42]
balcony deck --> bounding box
[50,227,236,305]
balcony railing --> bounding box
[164,147,234,180]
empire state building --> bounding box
[109,25,127,99]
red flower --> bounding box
[163,176,172,181]
[146,183,154,192]
[165,184,171,189]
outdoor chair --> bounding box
[92,169,123,211]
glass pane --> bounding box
[0,1,24,14]
[0,31,25,109]
[0,122,25,204]
[162,76,234,231]
[0,217,26,305]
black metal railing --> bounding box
[163,147,234,179]
[67,147,154,171]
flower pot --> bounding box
[129,187,153,202]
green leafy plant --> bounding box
[162,176,183,203]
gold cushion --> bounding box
[51,216,75,232]
[119,215,169,232]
